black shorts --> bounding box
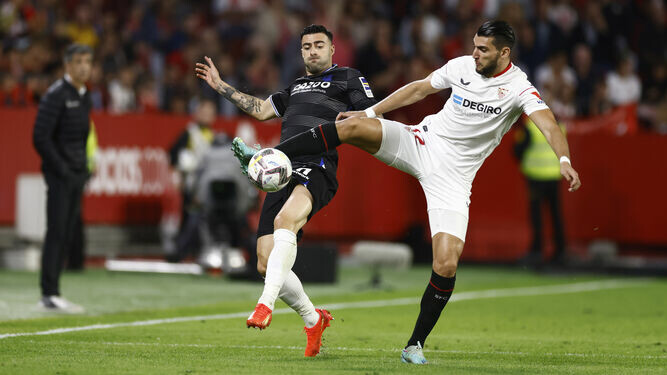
[257,158,338,241]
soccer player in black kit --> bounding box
[195,25,377,357]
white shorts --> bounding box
[373,118,471,241]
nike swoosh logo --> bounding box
[460,78,470,86]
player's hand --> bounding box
[561,163,581,192]
[336,110,365,121]
[195,56,222,89]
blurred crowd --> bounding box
[1,0,665,131]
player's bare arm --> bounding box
[529,108,582,192]
[195,56,276,121]
[337,73,441,120]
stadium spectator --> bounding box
[515,22,544,81]
[107,65,137,114]
[342,1,374,50]
[60,3,99,48]
[570,0,614,69]
[530,0,563,59]
[606,52,642,107]
[589,78,613,117]
[206,53,242,117]
[535,50,576,119]
[545,0,578,50]
[0,0,661,130]
[354,18,402,99]
[87,62,106,111]
[397,1,445,61]
[571,44,602,117]
[638,62,667,132]
[1,71,33,106]
[442,18,483,64]
[636,0,666,83]
[136,75,160,113]
[32,44,93,313]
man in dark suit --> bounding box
[33,44,93,313]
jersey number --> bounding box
[412,129,425,146]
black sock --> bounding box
[406,271,456,348]
[275,121,340,158]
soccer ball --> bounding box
[247,148,292,192]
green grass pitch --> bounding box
[0,266,665,374]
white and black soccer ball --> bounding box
[247,148,292,192]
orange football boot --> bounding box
[304,309,333,357]
[246,303,272,329]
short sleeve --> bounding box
[346,70,377,110]
[517,85,550,116]
[269,87,290,117]
[430,62,452,90]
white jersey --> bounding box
[427,55,549,182]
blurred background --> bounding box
[0,0,665,277]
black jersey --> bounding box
[269,65,377,169]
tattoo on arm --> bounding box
[216,82,262,114]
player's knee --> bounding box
[336,117,364,142]
[273,213,297,232]
[433,256,458,277]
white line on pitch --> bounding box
[0,279,650,340]
[24,340,667,360]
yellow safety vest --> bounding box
[520,119,565,181]
[87,120,98,173]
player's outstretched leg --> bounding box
[304,308,333,357]
[401,342,427,364]
[273,117,382,159]
[231,137,260,175]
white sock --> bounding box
[257,229,297,310]
[279,271,320,328]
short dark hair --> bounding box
[476,20,515,51]
[300,24,333,43]
[63,43,93,63]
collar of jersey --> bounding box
[304,64,338,79]
[492,62,512,78]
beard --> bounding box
[476,53,500,77]
[305,59,328,75]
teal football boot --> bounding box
[401,342,428,364]
[231,137,260,175]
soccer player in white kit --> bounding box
[232,20,581,364]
